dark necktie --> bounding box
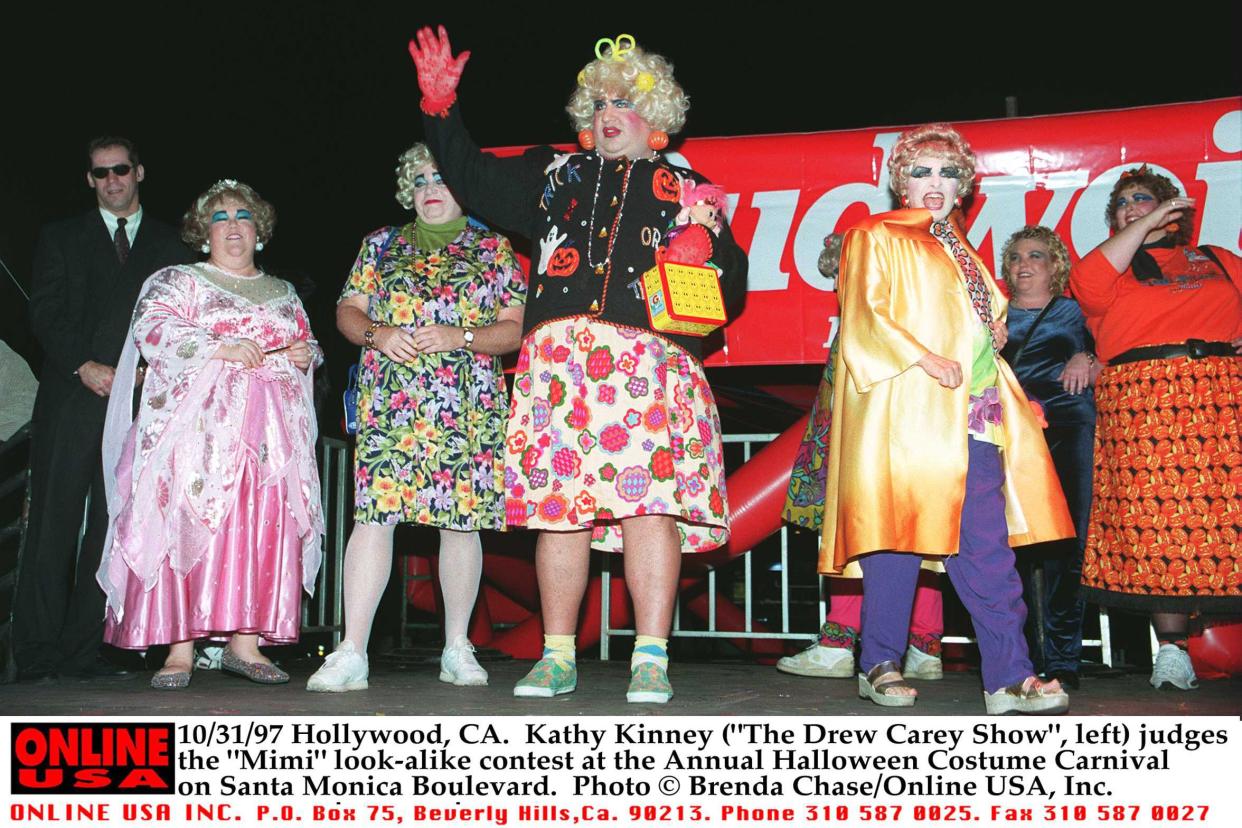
[114,217,130,265]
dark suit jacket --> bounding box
[29,209,192,421]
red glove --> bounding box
[408,25,471,118]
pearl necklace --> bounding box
[585,154,635,276]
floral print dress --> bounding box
[341,223,525,529]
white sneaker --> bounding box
[440,637,488,686]
[903,645,944,680]
[776,644,854,678]
[306,640,369,692]
[1150,644,1198,690]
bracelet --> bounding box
[1084,353,1097,365]
[364,322,382,348]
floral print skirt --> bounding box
[1081,355,1242,613]
[505,318,729,554]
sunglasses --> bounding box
[90,164,133,179]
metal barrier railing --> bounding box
[598,431,1111,666]
[600,433,817,660]
[0,423,33,679]
[300,437,350,644]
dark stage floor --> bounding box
[3,652,1238,717]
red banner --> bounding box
[500,98,1242,367]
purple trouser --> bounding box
[859,439,1033,693]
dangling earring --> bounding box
[201,242,211,254]
[954,196,962,208]
[901,195,909,207]
[255,241,265,251]
[577,129,595,150]
[647,130,669,151]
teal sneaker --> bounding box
[626,662,673,704]
[513,657,577,698]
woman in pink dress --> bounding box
[98,179,324,689]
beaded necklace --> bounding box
[586,155,634,276]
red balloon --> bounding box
[1188,621,1242,679]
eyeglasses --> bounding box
[90,164,133,179]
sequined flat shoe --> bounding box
[220,648,289,685]
[150,669,192,690]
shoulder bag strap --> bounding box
[1008,296,1061,368]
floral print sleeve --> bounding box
[339,227,392,303]
[494,236,527,308]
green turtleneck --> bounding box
[414,216,467,251]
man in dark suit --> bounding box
[13,136,191,680]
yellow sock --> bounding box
[543,634,576,665]
[633,635,669,670]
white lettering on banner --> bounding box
[1071,163,1187,257]
[743,190,801,291]
[1035,170,1090,232]
[1196,110,1242,253]
[970,174,1034,275]
[793,132,901,292]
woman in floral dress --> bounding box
[307,143,525,692]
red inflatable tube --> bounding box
[690,413,809,571]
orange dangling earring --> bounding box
[647,130,669,151]
[578,129,595,151]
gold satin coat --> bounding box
[818,209,1074,575]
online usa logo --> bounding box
[10,723,175,793]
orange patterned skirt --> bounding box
[1081,354,1242,613]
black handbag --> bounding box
[343,227,402,435]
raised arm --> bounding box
[1094,195,1194,274]
[409,25,546,233]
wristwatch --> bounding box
[462,329,475,350]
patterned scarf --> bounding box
[931,219,993,331]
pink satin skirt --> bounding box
[103,457,304,648]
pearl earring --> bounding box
[255,241,265,251]
[201,243,210,254]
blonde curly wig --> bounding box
[1000,225,1072,297]
[181,179,276,247]
[394,142,437,210]
[888,123,977,200]
[566,42,689,134]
